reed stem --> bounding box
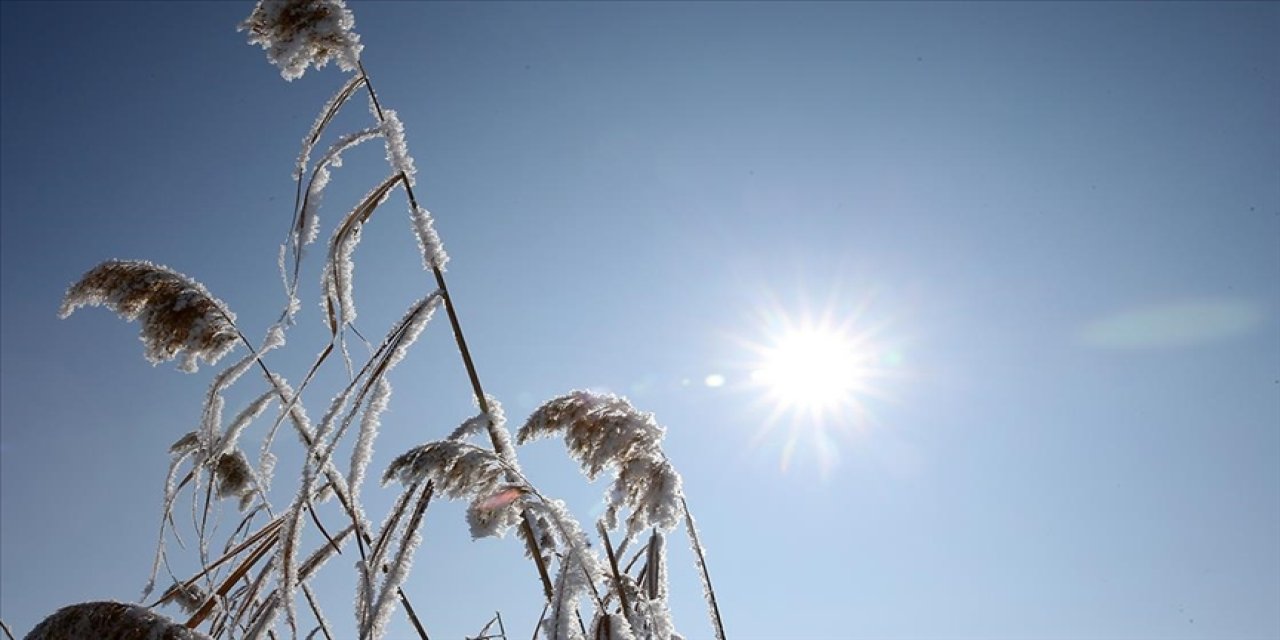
[355,61,556,604]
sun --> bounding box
[751,326,872,416]
[734,296,901,474]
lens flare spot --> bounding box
[476,486,526,511]
[1080,298,1262,349]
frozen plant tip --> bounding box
[59,260,238,372]
[240,0,363,81]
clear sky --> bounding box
[2,2,1278,639]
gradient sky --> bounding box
[2,2,1278,639]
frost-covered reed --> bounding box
[25,602,211,640]
[36,1,725,639]
[60,260,239,373]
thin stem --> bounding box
[529,603,548,640]
[597,523,632,622]
[470,612,499,640]
[301,584,334,640]
[398,587,432,640]
[682,496,726,640]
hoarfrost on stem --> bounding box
[379,110,416,186]
[410,203,449,271]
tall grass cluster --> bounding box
[18,2,724,639]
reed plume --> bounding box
[240,0,362,81]
[59,260,238,373]
[25,602,212,640]
[519,391,683,540]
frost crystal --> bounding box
[379,110,416,186]
[447,412,492,443]
[321,173,402,329]
[241,528,353,640]
[371,106,448,272]
[448,396,514,463]
[410,203,449,271]
[321,214,362,325]
[60,260,238,372]
[218,389,276,454]
[240,0,363,81]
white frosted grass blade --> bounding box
[299,126,382,252]
[321,173,403,330]
[348,377,391,497]
[297,74,367,179]
[219,389,276,454]
[366,486,429,640]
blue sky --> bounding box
[2,2,1278,639]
